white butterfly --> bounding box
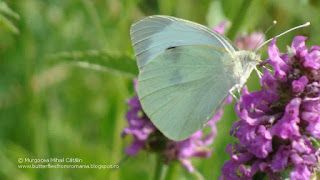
[130,15,308,141]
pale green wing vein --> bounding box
[139,73,212,100]
[140,76,214,112]
[180,80,213,137]
[139,65,212,81]
[147,76,215,117]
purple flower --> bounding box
[122,80,156,156]
[292,76,308,94]
[122,79,233,172]
[221,36,320,180]
[213,21,228,34]
[213,22,264,52]
[235,32,265,50]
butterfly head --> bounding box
[236,50,261,68]
[234,50,261,88]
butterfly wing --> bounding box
[130,15,238,70]
[137,45,237,141]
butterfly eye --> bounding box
[248,52,261,63]
[249,53,256,60]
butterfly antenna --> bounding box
[257,22,311,50]
[254,20,277,51]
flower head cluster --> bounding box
[122,80,232,172]
[221,36,320,180]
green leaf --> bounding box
[206,1,229,29]
[46,50,139,77]
[279,167,294,180]
[0,14,19,34]
[310,137,320,149]
[0,1,20,20]
[226,0,254,40]
[0,0,20,34]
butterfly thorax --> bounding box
[233,50,261,89]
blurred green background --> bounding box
[0,0,319,179]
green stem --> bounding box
[153,155,168,180]
[110,154,129,172]
[109,77,128,180]
[82,0,108,48]
[192,169,204,180]
[226,0,254,40]
[164,162,178,180]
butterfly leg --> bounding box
[255,66,263,78]
[262,65,272,72]
[252,64,263,79]
[237,85,241,97]
[229,85,239,100]
[229,90,238,100]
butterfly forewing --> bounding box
[130,15,238,71]
[137,45,237,141]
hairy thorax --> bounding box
[232,50,261,89]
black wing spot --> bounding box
[167,46,177,50]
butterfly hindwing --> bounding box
[137,45,237,141]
